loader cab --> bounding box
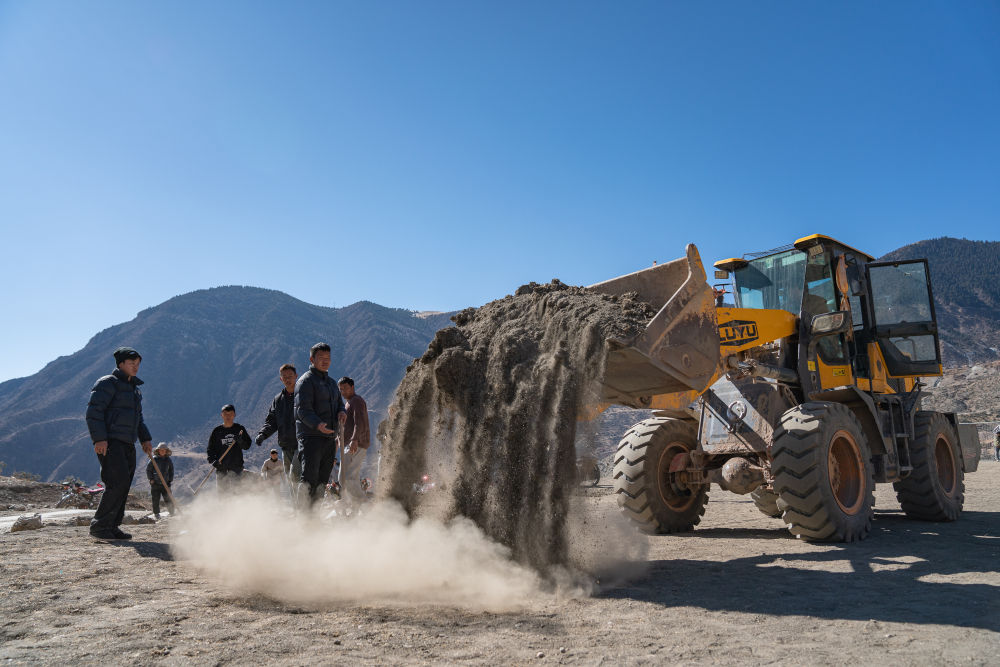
[793,235,943,392]
[716,234,942,394]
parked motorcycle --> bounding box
[55,482,104,509]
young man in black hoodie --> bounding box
[294,343,347,507]
[207,404,252,492]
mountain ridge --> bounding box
[0,286,455,483]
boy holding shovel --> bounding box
[145,443,175,518]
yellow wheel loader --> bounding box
[591,235,980,542]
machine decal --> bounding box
[719,320,759,347]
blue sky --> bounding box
[1,2,998,382]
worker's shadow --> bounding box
[109,540,173,561]
[601,509,1000,631]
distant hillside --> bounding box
[880,237,1000,366]
[0,287,453,485]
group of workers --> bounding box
[84,342,372,541]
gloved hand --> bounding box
[255,433,264,446]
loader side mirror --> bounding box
[714,270,729,280]
[810,311,852,336]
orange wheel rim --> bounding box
[934,434,957,496]
[827,430,865,515]
[657,442,696,511]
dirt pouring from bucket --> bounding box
[379,279,654,577]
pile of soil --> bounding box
[379,280,653,572]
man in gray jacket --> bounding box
[85,347,153,540]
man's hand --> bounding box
[317,422,335,435]
[338,412,347,425]
[255,434,265,446]
[94,441,108,456]
[348,442,358,455]
[141,441,153,457]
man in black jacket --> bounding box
[255,363,299,494]
[207,404,252,492]
[145,442,175,518]
[85,346,153,540]
[295,343,347,507]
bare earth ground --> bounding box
[2,465,998,665]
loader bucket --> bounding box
[588,244,721,408]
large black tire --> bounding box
[613,417,709,534]
[751,488,782,518]
[893,411,964,521]
[772,402,875,542]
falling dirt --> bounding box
[378,279,654,574]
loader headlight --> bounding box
[810,311,849,335]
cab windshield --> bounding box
[733,249,807,315]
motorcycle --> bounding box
[56,482,104,509]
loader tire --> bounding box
[772,402,875,542]
[751,488,781,518]
[613,417,708,534]
[893,411,964,521]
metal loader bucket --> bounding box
[588,244,721,408]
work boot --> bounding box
[111,527,132,540]
[89,528,121,540]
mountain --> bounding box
[879,237,1000,366]
[0,287,453,484]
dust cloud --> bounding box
[171,492,546,611]
[174,281,654,607]
[380,280,653,577]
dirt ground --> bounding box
[1,464,997,665]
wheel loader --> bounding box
[589,234,980,542]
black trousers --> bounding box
[151,485,173,515]
[91,439,136,532]
[299,436,336,504]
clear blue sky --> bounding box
[1,2,998,382]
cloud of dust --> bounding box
[171,492,550,611]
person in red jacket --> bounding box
[337,376,371,505]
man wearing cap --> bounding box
[145,443,174,519]
[260,448,284,492]
[85,346,153,540]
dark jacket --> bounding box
[294,366,346,441]
[256,389,296,450]
[86,368,152,445]
[146,455,174,487]
[207,423,252,473]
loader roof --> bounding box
[714,234,873,270]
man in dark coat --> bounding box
[255,363,300,494]
[294,342,347,507]
[85,346,153,540]
[145,442,174,518]
[207,404,252,492]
